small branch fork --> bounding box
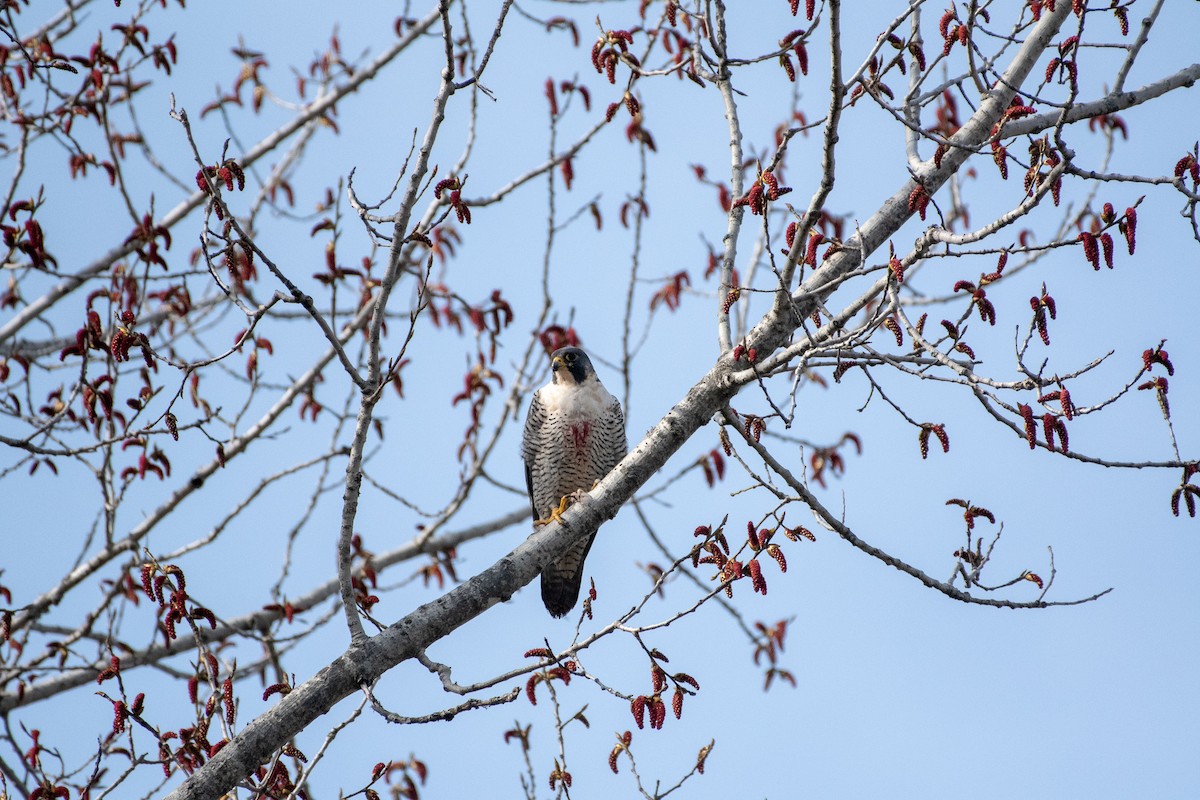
[717,405,1111,610]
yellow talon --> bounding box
[534,494,573,527]
[534,482,603,526]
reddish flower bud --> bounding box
[748,558,767,594]
[1041,286,1057,319]
[909,42,927,72]
[779,53,796,82]
[794,42,809,75]
[222,676,235,725]
[938,9,956,40]
[1078,231,1099,270]
[883,316,902,347]
[766,543,787,572]
[804,230,822,266]
[933,424,950,454]
[644,695,664,730]
[1032,303,1049,345]
[1100,232,1115,269]
[1174,154,1198,182]
[1044,55,1061,82]
[631,695,646,729]
[907,185,930,220]
[1042,413,1059,452]
[262,683,290,701]
[786,526,815,542]
[1112,7,1129,35]
[991,141,1009,179]
[112,700,128,734]
[1054,418,1069,453]
[1122,206,1137,254]
[1019,403,1037,449]
[933,142,948,169]
[652,665,667,694]
[1158,350,1175,376]
[1057,388,1074,420]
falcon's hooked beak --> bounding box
[551,354,570,384]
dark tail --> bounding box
[540,533,596,617]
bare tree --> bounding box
[2,0,1197,798]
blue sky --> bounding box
[3,2,1199,798]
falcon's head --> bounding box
[550,346,596,386]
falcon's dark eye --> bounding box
[565,353,577,363]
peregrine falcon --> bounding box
[522,347,627,617]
